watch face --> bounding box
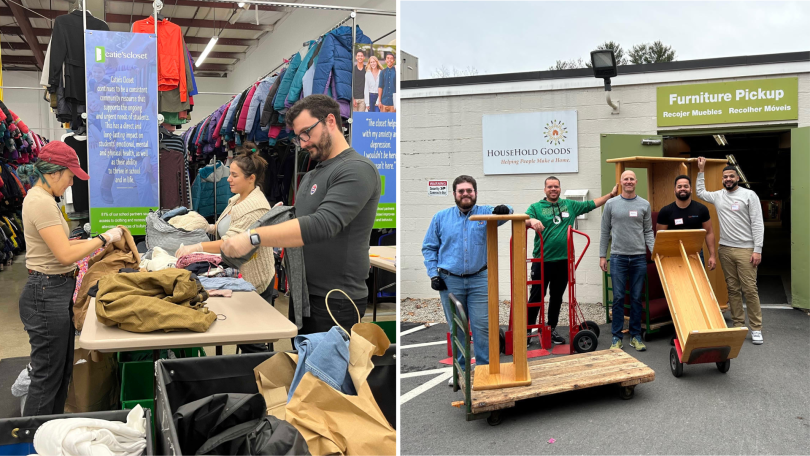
[250,234,260,246]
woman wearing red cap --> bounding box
[16,141,123,416]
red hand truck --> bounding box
[565,226,600,354]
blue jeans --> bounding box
[289,326,355,402]
[610,254,646,340]
[438,270,489,366]
[19,273,77,416]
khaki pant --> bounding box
[718,246,762,331]
[381,105,396,113]
[353,99,366,112]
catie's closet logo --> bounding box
[95,46,106,63]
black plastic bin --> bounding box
[0,409,154,455]
[155,347,395,455]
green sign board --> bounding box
[657,77,798,127]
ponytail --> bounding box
[232,142,267,191]
[17,161,67,188]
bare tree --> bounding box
[549,58,586,70]
[431,65,482,78]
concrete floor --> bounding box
[0,254,396,360]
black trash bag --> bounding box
[197,416,310,456]
[173,393,266,455]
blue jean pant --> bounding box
[19,273,77,416]
[438,270,489,366]
[610,254,647,340]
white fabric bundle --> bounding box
[32,405,147,456]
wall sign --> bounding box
[86,30,159,235]
[657,77,798,127]
[428,180,448,196]
[482,111,578,175]
[351,112,396,229]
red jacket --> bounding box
[132,17,188,102]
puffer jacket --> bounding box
[273,52,302,113]
[284,40,319,108]
[259,68,285,129]
[212,102,231,147]
[220,92,243,140]
[245,76,275,140]
[191,162,234,217]
[236,83,260,132]
[311,25,371,103]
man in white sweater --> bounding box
[696,157,765,345]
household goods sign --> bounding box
[657,77,798,127]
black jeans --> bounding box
[290,294,368,337]
[19,273,77,416]
[238,284,277,354]
[527,260,569,330]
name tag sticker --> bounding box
[731,204,740,211]
[674,218,684,225]
[629,211,638,217]
[562,212,570,218]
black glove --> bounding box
[492,205,510,215]
[431,276,447,291]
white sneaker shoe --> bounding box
[751,330,763,345]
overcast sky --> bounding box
[401,1,810,78]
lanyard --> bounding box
[550,202,562,225]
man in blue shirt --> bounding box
[422,175,512,369]
[376,52,396,113]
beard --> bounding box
[723,180,738,190]
[545,192,559,202]
[455,194,477,211]
[304,133,333,162]
[676,191,691,201]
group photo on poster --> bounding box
[353,43,397,113]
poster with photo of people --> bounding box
[352,43,397,113]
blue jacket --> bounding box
[191,162,234,217]
[220,92,243,140]
[246,76,276,141]
[311,25,371,103]
[284,40,319,108]
[273,52,302,113]
[289,326,355,402]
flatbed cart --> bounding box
[652,230,748,377]
[500,226,600,356]
[448,294,656,425]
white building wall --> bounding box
[1,71,64,141]
[401,72,810,304]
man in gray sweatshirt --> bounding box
[600,170,655,351]
[696,157,765,345]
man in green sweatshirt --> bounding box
[525,177,618,345]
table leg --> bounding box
[216,346,223,356]
[373,266,379,322]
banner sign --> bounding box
[351,112,396,229]
[657,77,799,127]
[428,180,448,196]
[85,30,159,235]
[482,110,579,175]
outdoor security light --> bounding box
[591,49,620,114]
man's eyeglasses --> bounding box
[291,119,322,147]
[455,189,474,194]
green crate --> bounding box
[373,320,396,344]
[121,361,154,404]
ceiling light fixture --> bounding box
[195,35,218,67]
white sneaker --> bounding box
[751,330,763,345]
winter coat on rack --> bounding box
[245,76,276,139]
[132,17,189,101]
[191,162,234,218]
[311,25,371,105]
[273,53,303,113]
[285,41,319,108]
[221,93,243,140]
[48,11,110,108]
[259,68,285,129]
[236,83,260,132]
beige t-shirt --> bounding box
[23,186,74,274]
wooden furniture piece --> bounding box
[606,156,730,310]
[453,350,655,425]
[80,292,298,352]
[468,214,531,391]
[652,230,748,375]
[369,245,396,321]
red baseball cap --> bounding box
[39,141,89,180]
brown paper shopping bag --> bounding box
[65,348,119,412]
[253,352,298,420]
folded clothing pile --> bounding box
[198,277,255,292]
[168,211,209,232]
[33,404,147,456]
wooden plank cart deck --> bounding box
[652,229,748,377]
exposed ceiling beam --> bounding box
[0,26,51,37]
[195,63,234,72]
[189,51,244,60]
[2,1,45,69]
[105,0,286,12]
[1,55,38,64]
[1,41,30,50]
[183,36,256,46]
[105,13,273,31]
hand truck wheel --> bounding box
[583,320,600,338]
[716,359,730,373]
[670,347,684,377]
[641,330,650,342]
[572,329,598,353]
[620,385,635,400]
[487,411,503,426]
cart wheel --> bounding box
[716,359,730,374]
[572,329,598,353]
[487,411,503,426]
[620,386,635,400]
[641,330,650,342]
[498,328,506,354]
[670,347,684,377]
[583,320,600,338]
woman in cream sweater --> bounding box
[175,143,276,352]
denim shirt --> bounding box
[288,326,356,402]
[422,204,513,278]
[378,67,396,106]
